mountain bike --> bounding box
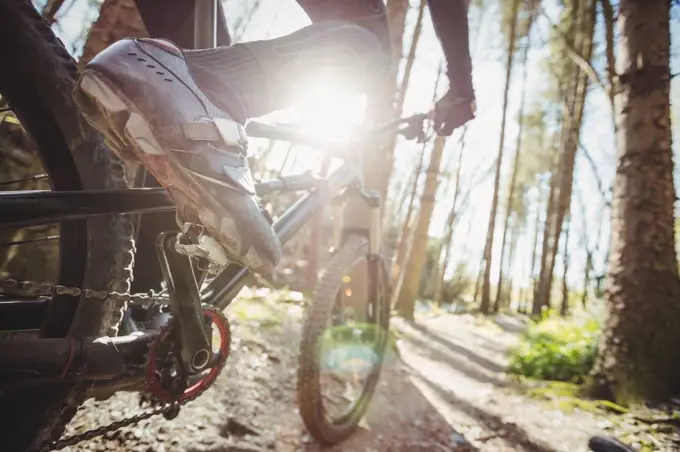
[0,1,428,450]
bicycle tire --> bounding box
[0,1,135,450]
[297,234,390,445]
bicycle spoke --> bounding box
[0,235,59,247]
[0,173,48,187]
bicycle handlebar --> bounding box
[244,113,429,156]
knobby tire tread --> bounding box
[297,235,389,445]
[0,1,135,450]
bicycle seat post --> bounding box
[193,0,218,49]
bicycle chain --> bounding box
[0,277,167,309]
[0,277,193,451]
[44,370,218,452]
[42,403,178,451]
[46,307,229,451]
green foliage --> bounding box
[508,310,600,382]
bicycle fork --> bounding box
[331,187,382,255]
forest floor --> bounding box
[62,289,680,452]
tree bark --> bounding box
[560,213,570,316]
[79,0,147,67]
[396,136,447,320]
[534,0,595,315]
[361,0,410,201]
[533,162,558,315]
[391,147,426,289]
[589,0,680,403]
[344,0,410,242]
[41,0,67,24]
[434,131,467,305]
[480,0,520,315]
[527,186,544,314]
[494,33,531,311]
[505,219,519,311]
[395,0,427,114]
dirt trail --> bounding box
[61,292,677,451]
[394,314,606,452]
[62,291,458,452]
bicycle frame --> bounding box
[0,0,427,390]
[0,121,382,312]
[0,0,433,334]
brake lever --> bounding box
[399,114,429,143]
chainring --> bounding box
[145,305,231,404]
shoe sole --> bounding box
[73,71,274,275]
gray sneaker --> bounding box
[73,38,282,275]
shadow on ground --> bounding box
[492,314,529,335]
[406,321,507,374]
[407,365,557,452]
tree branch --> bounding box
[539,7,608,96]
[42,0,67,25]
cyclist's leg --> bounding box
[183,20,390,121]
[132,0,232,48]
[74,10,389,275]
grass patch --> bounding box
[231,298,284,328]
[525,380,628,414]
[508,310,600,383]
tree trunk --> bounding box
[494,216,515,313]
[344,0,410,245]
[527,187,543,314]
[79,0,147,67]
[582,198,605,306]
[361,0,410,201]
[375,0,426,206]
[494,33,531,310]
[534,0,595,315]
[395,0,427,114]
[589,0,680,403]
[42,0,67,24]
[480,0,520,315]
[560,213,570,316]
[396,136,447,320]
[600,0,618,118]
[582,251,593,307]
[391,65,445,303]
[505,219,519,311]
[391,147,426,288]
[434,131,466,305]
[473,259,483,303]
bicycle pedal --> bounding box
[174,223,229,273]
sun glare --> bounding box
[292,78,367,143]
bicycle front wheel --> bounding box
[297,235,390,445]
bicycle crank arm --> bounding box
[156,231,212,373]
[0,331,155,387]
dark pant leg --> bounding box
[185,20,390,121]
[132,0,231,48]
[294,0,391,52]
